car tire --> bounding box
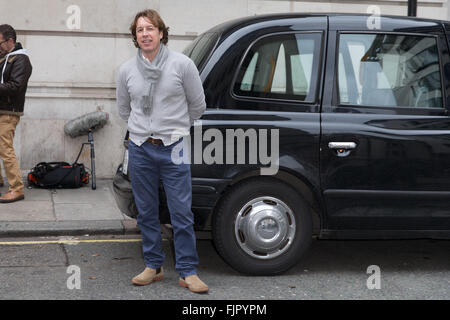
[212,177,313,275]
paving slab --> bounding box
[52,184,115,204]
[23,187,52,201]
[0,201,54,221]
[55,203,123,221]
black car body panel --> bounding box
[113,13,450,240]
[320,15,450,234]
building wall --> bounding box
[0,0,448,178]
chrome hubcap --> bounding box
[234,196,296,259]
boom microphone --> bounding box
[64,111,109,138]
[64,111,109,190]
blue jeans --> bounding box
[128,139,198,278]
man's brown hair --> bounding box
[130,9,169,47]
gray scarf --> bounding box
[136,44,169,113]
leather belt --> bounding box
[147,137,163,145]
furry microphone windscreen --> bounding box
[64,111,109,138]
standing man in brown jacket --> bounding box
[0,24,32,203]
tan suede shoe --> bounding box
[179,275,209,294]
[132,267,164,286]
[0,190,24,203]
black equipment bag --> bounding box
[27,162,89,189]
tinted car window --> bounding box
[233,33,322,102]
[338,33,443,108]
[183,32,219,70]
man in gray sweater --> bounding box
[116,9,208,293]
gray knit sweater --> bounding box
[116,49,206,146]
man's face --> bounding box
[0,34,14,57]
[136,17,163,56]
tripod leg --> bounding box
[91,154,96,190]
[88,131,96,190]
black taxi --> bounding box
[114,13,450,275]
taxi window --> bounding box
[338,33,443,108]
[183,32,219,70]
[233,33,322,102]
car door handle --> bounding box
[328,142,357,157]
[328,142,357,150]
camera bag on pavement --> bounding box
[27,162,89,189]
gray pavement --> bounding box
[0,179,139,238]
